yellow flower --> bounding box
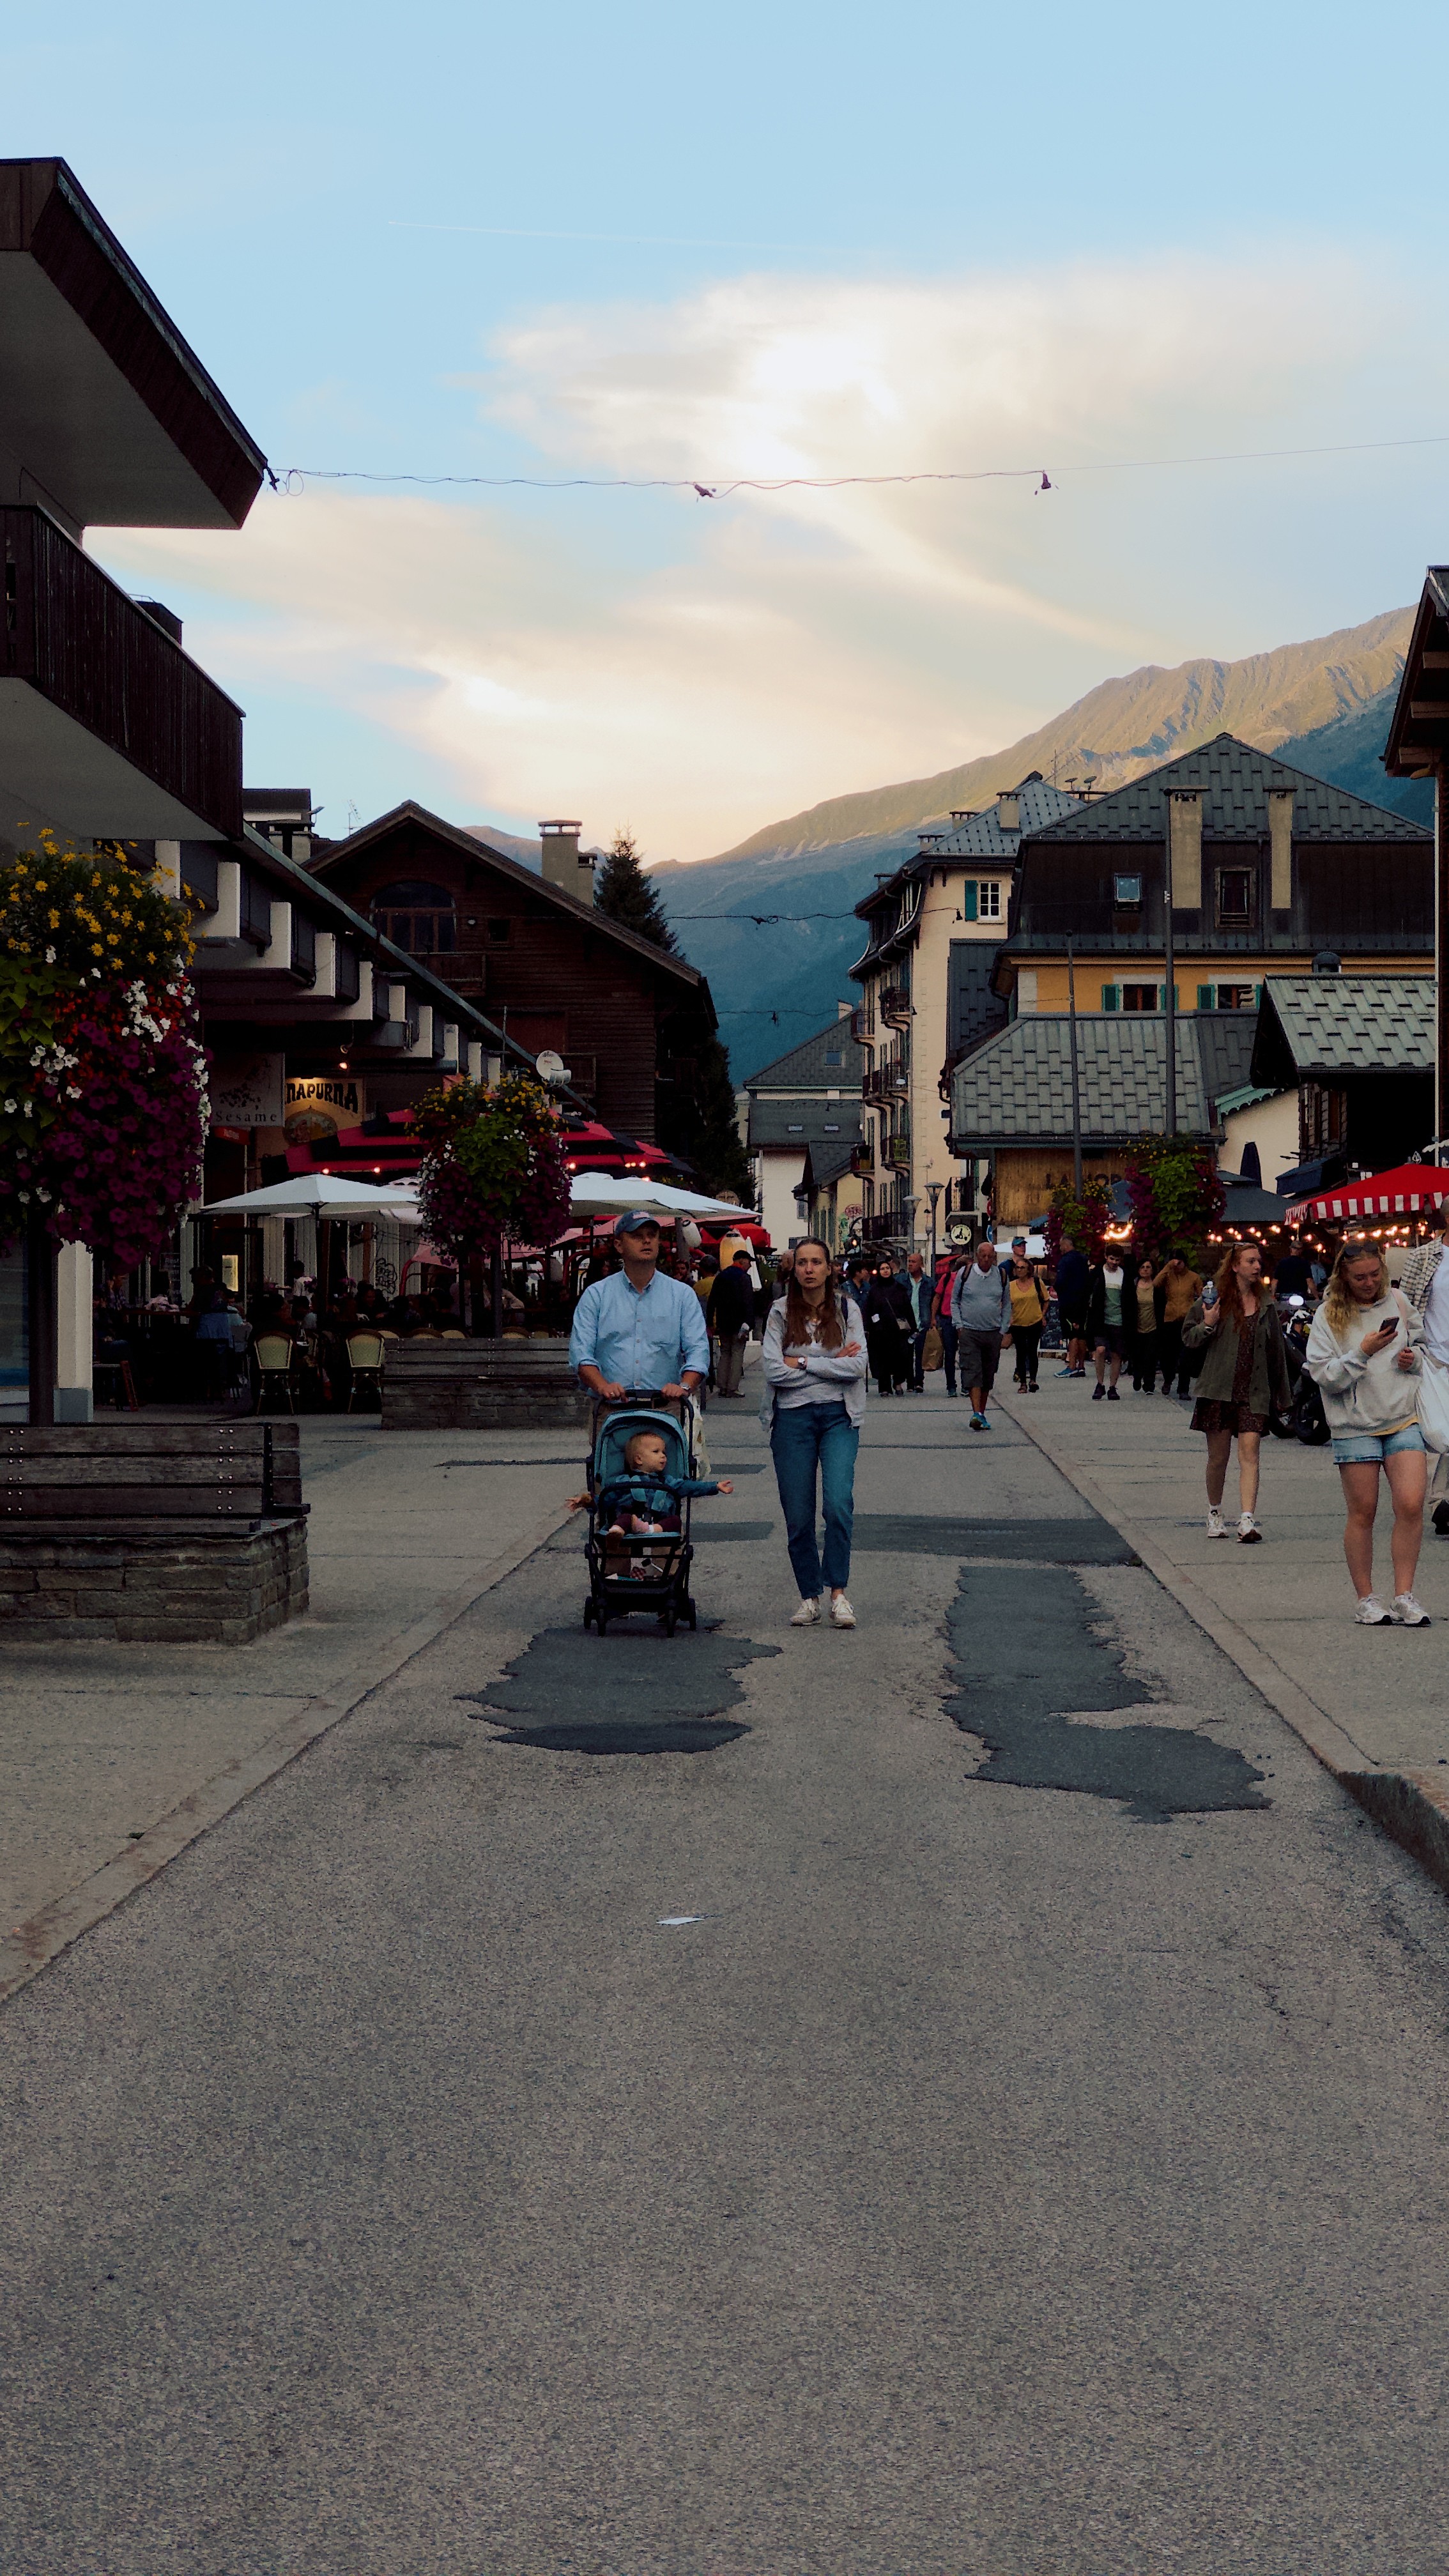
[91,942,103,956]
[106,933,118,946]
[34,880,47,893]
[47,912,59,929]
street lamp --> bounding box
[926,1179,943,1278]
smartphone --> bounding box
[1202,1280,1217,1308]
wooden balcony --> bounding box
[0,505,242,840]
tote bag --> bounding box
[1418,1346,1449,1455]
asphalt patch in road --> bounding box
[460,1625,779,1756]
[853,1514,1136,1563]
[946,1563,1269,1821]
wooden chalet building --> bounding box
[303,802,713,1143]
[1383,566,1449,1137]
[993,733,1432,1022]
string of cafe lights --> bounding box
[266,428,1449,502]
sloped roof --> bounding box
[749,1098,863,1149]
[802,1137,859,1191]
[745,1018,863,1091]
[308,801,707,997]
[1020,733,1429,846]
[1253,975,1434,1082]
[949,1011,1256,1149]
[919,775,1083,858]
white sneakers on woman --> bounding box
[1354,1592,1432,1625]
[788,1594,857,1628]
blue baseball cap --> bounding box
[613,1209,661,1236]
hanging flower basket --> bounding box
[0,839,208,1268]
[411,1073,571,1262]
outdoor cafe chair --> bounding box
[254,1333,296,1414]
[346,1332,385,1411]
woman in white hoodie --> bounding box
[1303,1238,1429,1626]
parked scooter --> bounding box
[1274,1292,1330,1444]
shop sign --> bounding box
[284,1075,365,1146]
[210,1052,285,1128]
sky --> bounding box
[7,2,1449,861]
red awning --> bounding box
[1285,1163,1449,1222]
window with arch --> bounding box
[370,881,456,954]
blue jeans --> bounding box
[770,1399,859,1595]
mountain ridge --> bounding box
[649,608,1425,1078]
[706,608,1414,863]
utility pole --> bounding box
[1163,839,1177,1137]
[1066,936,1083,1199]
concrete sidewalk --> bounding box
[997,1368,1449,1882]
[0,1418,592,1998]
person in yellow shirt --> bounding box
[1156,1250,1204,1400]
[1004,1237,1048,1392]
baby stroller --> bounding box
[582,1392,700,1637]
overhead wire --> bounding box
[271,429,1449,500]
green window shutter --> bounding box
[961,882,977,921]
[1254,981,1263,1006]
[1101,984,1119,1012]
[1197,983,1215,1010]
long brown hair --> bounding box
[1323,1237,1388,1340]
[1211,1239,1265,1326]
[782,1236,845,1351]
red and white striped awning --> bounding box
[1285,1163,1449,1223]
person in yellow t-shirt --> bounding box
[1156,1251,1204,1399]
[1004,1237,1048,1392]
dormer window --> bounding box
[1217,869,1254,926]
[1114,873,1142,907]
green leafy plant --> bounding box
[1124,1137,1225,1262]
[411,1072,572,1259]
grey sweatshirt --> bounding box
[951,1263,1013,1333]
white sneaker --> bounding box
[790,1597,822,1626]
[1354,1593,1392,1625]
[1237,1514,1263,1544]
[829,1595,857,1629]
[1206,1507,1226,1538]
[1391,1592,1431,1627]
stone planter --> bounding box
[381,1337,592,1430]
[0,1517,309,1644]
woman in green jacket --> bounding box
[1181,1239,1291,1544]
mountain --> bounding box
[652,610,1419,1078]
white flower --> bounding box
[2,1099,13,1113]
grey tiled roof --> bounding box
[919,775,1083,857]
[749,1097,863,1149]
[803,1138,859,1190]
[1022,733,1429,846]
[949,1012,1256,1148]
[745,1018,864,1091]
[1257,976,1434,1077]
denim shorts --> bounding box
[1331,1423,1426,1466]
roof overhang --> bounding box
[1383,569,1449,780]
[0,160,265,530]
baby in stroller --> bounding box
[569,1427,733,1539]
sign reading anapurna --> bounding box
[284,1075,365,1144]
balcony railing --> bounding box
[878,983,912,1025]
[1,505,243,836]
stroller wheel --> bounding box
[583,1596,595,1629]
[664,1606,677,1637]
[686,1602,697,1630]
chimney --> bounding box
[997,792,1020,832]
[1167,789,1203,910]
[837,999,853,1019]
[1268,788,1294,912]
[540,818,594,905]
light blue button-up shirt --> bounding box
[569,1266,710,1391]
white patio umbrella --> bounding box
[569,1175,756,1223]
[201,1173,423,1223]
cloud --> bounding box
[94,245,1418,859]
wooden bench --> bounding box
[0,1423,309,1644]
[382,1337,592,1430]
[3,1422,306,1525]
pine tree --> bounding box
[595,830,751,1199]
[594,831,679,954]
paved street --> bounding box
[6,1381,1449,2573]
